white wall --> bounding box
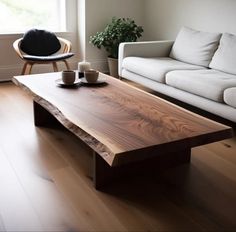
[82,0,146,72]
[145,0,236,40]
[2,0,236,81]
[0,0,145,81]
[0,0,79,82]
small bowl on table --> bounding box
[84,69,99,83]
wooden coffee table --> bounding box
[13,72,233,189]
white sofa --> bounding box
[119,27,236,123]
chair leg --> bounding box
[52,62,58,72]
[21,62,28,75]
[63,60,71,70]
[22,63,33,75]
[28,63,33,74]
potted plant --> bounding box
[89,17,144,78]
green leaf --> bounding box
[89,17,144,58]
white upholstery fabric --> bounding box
[122,69,236,122]
[209,33,236,75]
[170,27,221,67]
[166,69,236,102]
[119,28,236,123]
[119,40,174,76]
[224,87,236,108]
[122,57,204,83]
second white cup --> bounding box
[84,69,99,83]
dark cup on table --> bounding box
[62,70,76,85]
[84,69,99,83]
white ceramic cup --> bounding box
[62,70,76,84]
[84,69,99,83]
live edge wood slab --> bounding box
[13,72,233,189]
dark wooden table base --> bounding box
[93,149,191,189]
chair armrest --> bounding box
[13,38,24,59]
[118,40,174,76]
[58,37,72,53]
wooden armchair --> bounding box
[13,29,74,75]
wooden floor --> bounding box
[0,81,236,232]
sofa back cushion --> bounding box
[209,33,236,75]
[169,27,221,67]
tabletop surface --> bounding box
[13,72,233,166]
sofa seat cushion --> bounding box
[224,87,236,108]
[122,57,205,83]
[169,27,221,67]
[166,69,236,102]
[209,33,236,75]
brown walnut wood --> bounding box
[33,100,192,189]
[13,72,233,188]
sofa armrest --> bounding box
[118,40,174,76]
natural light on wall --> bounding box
[0,0,66,33]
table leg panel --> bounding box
[93,148,191,190]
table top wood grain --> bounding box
[13,72,233,166]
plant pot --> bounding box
[107,57,119,78]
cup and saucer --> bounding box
[56,70,80,87]
[80,69,106,85]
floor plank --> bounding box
[0,82,236,231]
[0,214,6,232]
[0,147,44,231]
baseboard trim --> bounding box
[0,58,110,82]
[0,60,78,82]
